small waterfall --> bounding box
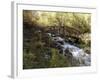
[62,43,91,66]
[47,33,91,66]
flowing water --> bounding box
[47,33,91,66]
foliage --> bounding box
[50,48,71,67]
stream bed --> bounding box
[48,33,91,66]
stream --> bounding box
[47,33,91,66]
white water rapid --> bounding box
[48,33,91,66]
